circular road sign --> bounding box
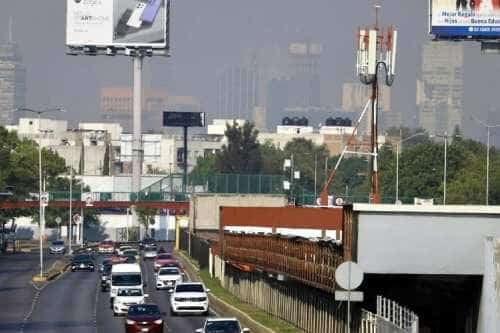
[55,217,62,225]
[335,261,364,290]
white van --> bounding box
[110,263,143,305]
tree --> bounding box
[216,122,262,174]
[189,153,217,183]
[136,206,158,237]
[260,141,284,175]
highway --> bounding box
[0,247,209,333]
[0,251,56,333]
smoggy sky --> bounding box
[2,0,500,142]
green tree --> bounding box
[136,206,158,237]
[189,153,217,183]
[216,122,262,173]
[260,141,284,174]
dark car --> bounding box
[100,264,112,291]
[139,237,156,250]
[125,304,163,333]
[124,255,137,264]
[71,259,95,272]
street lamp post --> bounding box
[62,139,73,254]
[434,131,460,205]
[15,107,65,277]
[395,132,425,203]
[471,116,500,205]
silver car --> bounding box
[49,240,66,254]
[143,245,158,260]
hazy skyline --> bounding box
[2,0,500,143]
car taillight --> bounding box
[153,319,163,324]
[126,319,136,325]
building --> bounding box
[0,37,26,126]
[216,66,258,120]
[418,42,464,135]
[100,87,169,131]
[340,82,397,133]
[119,133,224,175]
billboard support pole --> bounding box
[132,55,143,233]
[183,126,188,194]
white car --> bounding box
[113,288,148,316]
[170,282,209,316]
[156,266,183,290]
[117,245,134,255]
[196,318,250,333]
[143,245,158,260]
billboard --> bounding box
[66,0,169,49]
[430,0,500,39]
[163,112,206,127]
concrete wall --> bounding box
[355,204,500,275]
[189,194,287,231]
[477,237,500,333]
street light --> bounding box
[434,131,461,205]
[395,131,425,203]
[471,116,500,205]
[62,138,73,254]
[15,107,65,277]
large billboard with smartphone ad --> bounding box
[430,0,500,39]
[66,0,168,49]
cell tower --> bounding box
[319,4,397,205]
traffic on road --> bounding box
[0,239,247,333]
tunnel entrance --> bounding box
[361,274,482,333]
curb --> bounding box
[175,250,276,333]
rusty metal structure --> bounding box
[218,205,355,293]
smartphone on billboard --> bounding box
[127,2,147,28]
[141,0,162,24]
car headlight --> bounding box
[126,319,136,325]
[153,319,163,324]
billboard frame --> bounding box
[66,0,171,57]
[429,0,500,41]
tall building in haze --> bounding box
[341,82,396,133]
[418,42,464,135]
[216,66,258,120]
[0,23,26,126]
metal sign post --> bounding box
[335,261,364,333]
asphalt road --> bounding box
[96,252,208,332]
[0,251,57,333]
[1,246,209,333]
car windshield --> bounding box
[125,256,136,263]
[112,274,142,286]
[176,284,204,293]
[52,241,64,246]
[103,266,112,274]
[123,250,138,255]
[159,268,179,275]
[128,304,160,316]
[205,321,241,333]
[145,246,157,251]
[117,288,142,297]
[157,254,173,260]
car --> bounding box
[143,245,158,260]
[124,255,137,264]
[139,237,156,250]
[99,258,112,272]
[196,318,250,333]
[123,249,140,261]
[98,240,114,254]
[111,254,128,264]
[113,288,148,316]
[157,246,167,254]
[116,245,134,255]
[48,240,66,254]
[125,304,163,333]
[153,253,180,271]
[100,264,112,291]
[155,266,183,290]
[170,282,209,316]
[71,258,95,272]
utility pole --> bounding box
[131,55,143,235]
